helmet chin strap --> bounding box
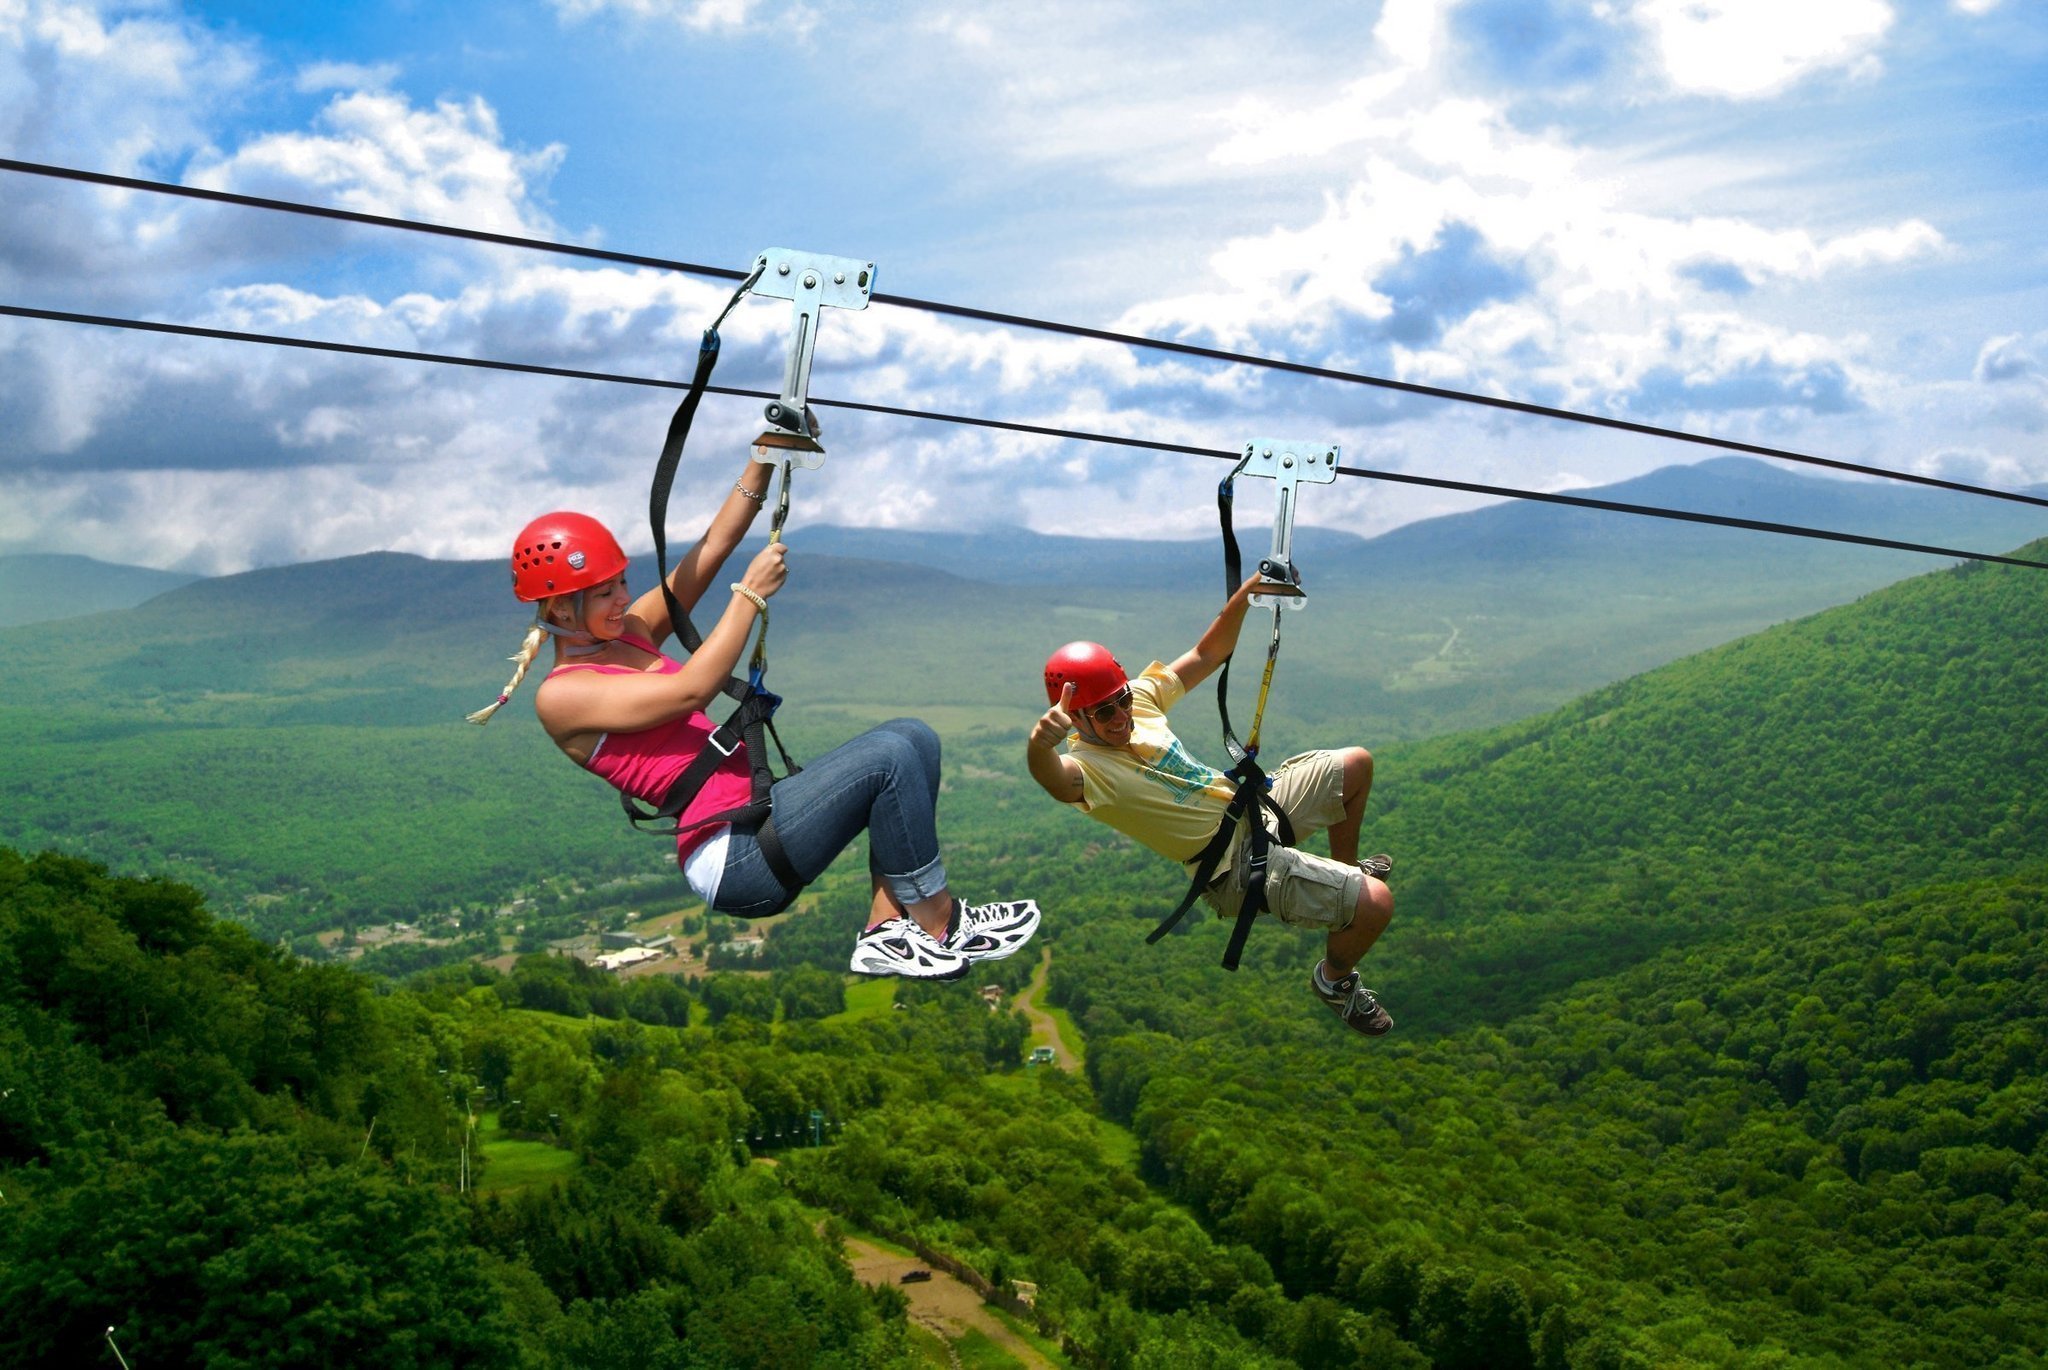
[534,606,610,657]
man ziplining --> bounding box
[1024,571,1397,1037]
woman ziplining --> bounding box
[470,246,1039,981]
[468,486,1039,980]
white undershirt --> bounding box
[681,825,732,906]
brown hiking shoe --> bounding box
[1312,968,1393,1037]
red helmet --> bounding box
[510,511,629,602]
[1043,641,1127,711]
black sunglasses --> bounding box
[1085,688,1133,724]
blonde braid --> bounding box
[467,619,551,725]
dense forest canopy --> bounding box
[1,537,2044,1365]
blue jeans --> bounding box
[713,718,947,918]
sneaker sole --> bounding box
[848,941,972,981]
[1316,997,1394,1037]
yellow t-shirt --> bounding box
[1065,662,1237,865]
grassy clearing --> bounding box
[1094,1121,1138,1170]
[974,1302,1073,1359]
[506,1006,596,1037]
[954,1327,1027,1368]
[474,1111,580,1193]
[904,1321,954,1366]
[835,976,900,1023]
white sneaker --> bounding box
[943,899,1041,963]
[849,915,971,980]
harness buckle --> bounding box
[707,724,745,758]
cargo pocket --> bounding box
[1267,849,1354,930]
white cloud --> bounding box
[862,2,1334,188]
[1210,72,1414,169]
[1630,0,1894,100]
[549,0,788,34]
[187,91,566,238]
[295,60,400,93]
[1374,0,1449,70]
[919,11,994,48]
[1960,333,2048,436]
[1974,333,2037,384]
[1912,447,2035,488]
[0,0,255,171]
[1123,129,1945,426]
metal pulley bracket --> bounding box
[748,247,876,470]
[1237,438,1339,610]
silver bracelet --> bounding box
[733,481,768,505]
[729,582,769,615]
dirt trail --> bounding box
[840,1234,1054,1369]
[1018,947,1073,1069]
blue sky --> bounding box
[1,0,2043,573]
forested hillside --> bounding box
[4,537,2047,1366]
[0,848,984,1367]
[1033,868,2048,1366]
[793,540,2048,1364]
[1355,538,2048,1026]
[6,859,2043,1361]
[0,553,202,627]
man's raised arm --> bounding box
[1166,574,1268,692]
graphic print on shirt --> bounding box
[1135,735,1228,806]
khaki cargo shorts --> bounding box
[1196,750,1362,931]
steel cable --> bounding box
[4,301,2045,572]
[5,155,2045,512]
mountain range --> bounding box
[1,456,2043,935]
[0,552,200,627]
[6,456,2044,744]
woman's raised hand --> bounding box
[741,542,789,599]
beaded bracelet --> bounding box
[730,583,769,615]
[734,481,768,505]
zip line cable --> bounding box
[6,155,2046,514]
[0,157,755,281]
[6,301,2046,573]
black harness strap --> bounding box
[1215,465,1247,753]
[1149,456,1298,969]
[625,269,806,902]
[1145,753,1298,969]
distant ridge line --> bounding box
[4,303,2046,574]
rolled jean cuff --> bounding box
[886,855,947,905]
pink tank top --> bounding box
[548,635,755,862]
